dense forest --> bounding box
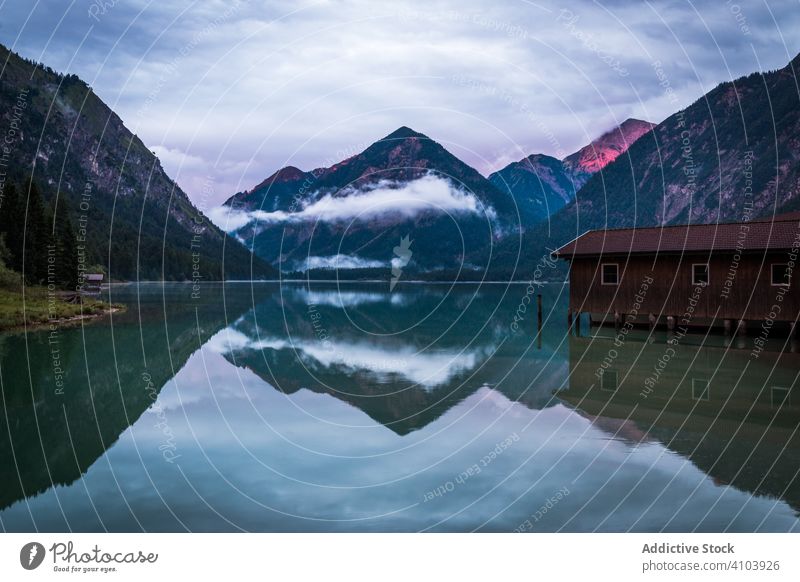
[0,42,276,282]
[0,177,81,290]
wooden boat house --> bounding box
[82,273,104,295]
[552,212,800,335]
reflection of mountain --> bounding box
[0,284,260,510]
[214,284,568,434]
[560,335,800,514]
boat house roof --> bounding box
[553,212,800,259]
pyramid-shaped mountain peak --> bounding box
[268,165,306,182]
[383,126,429,140]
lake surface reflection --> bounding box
[1,282,798,532]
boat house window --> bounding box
[692,263,709,286]
[771,386,790,408]
[601,263,619,285]
[600,370,618,392]
[771,264,790,286]
[692,378,710,401]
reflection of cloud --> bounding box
[205,328,289,354]
[299,255,386,271]
[205,327,490,388]
[297,341,480,388]
[122,350,800,531]
[292,288,406,308]
[205,328,251,353]
[210,175,492,232]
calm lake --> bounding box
[1,282,798,532]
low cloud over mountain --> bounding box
[218,128,513,277]
[209,174,493,232]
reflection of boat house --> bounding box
[553,213,800,334]
[561,336,800,513]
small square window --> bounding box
[692,378,710,401]
[771,386,790,408]
[771,264,790,286]
[600,370,618,392]
[692,264,709,286]
[601,263,619,285]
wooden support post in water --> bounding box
[723,319,732,336]
[537,294,542,333]
[614,311,620,332]
[737,319,747,336]
[667,316,676,331]
[736,319,747,349]
[648,313,656,331]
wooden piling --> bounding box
[723,319,732,336]
[537,294,542,333]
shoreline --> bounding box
[107,280,569,285]
[0,306,125,334]
[0,284,127,333]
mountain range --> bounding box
[487,118,655,225]
[221,51,800,281]
[3,40,799,283]
[554,53,800,230]
[0,43,274,281]
[223,126,518,278]
[512,51,800,278]
[221,120,655,279]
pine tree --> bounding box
[52,199,79,290]
[23,179,50,285]
[0,182,24,272]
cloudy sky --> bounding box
[1,0,798,207]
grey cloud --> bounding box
[0,0,798,207]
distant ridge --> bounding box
[502,51,800,281]
[0,42,275,281]
[488,118,655,224]
[223,126,518,278]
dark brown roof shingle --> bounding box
[553,215,800,258]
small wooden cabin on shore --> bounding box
[81,273,104,295]
[552,212,800,335]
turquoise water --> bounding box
[0,282,798,532]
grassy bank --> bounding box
[0,286,123,330]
